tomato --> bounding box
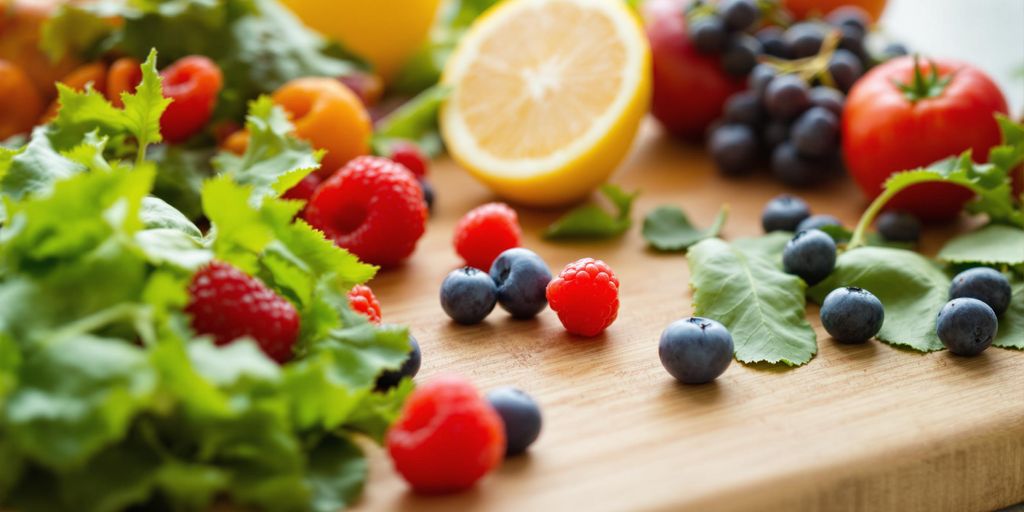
[0,60,44,140]
[842,57,1008,221]
[106,57,143,108]
[39,62,109,124]
[783,0,887,21]
[645,0,744,141]
[159,56,224,144]
[271,77,372,176]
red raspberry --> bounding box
[546,258,620,337]
[185,262,300,363]
[347,284,382,324]
[387,375,505,494]
[282,172,322,202]
[453,203,521,271]
[304,156,427,268]
[160,56,223,144]
[388,140,429,178]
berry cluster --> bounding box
[441,248,552,325]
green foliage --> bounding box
[687,237,817,366]
[544,185,638,240]
[937,224,1024,266]
[643,205,727,252]
[995,280,1024,349]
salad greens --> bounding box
[544,184,638,240]
[643,205,728,252]
[0,52,410,512]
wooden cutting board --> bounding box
[352,121,1024,512]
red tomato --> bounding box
[644,0,744,141]
[783,0,887,21]
[159,56,223,144]
[842,57,1008,221]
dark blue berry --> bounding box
[796,214,841,233]
[419,179,435,215]
[771,141,824,187]
[761,194,811,233]
[440,267,498,324]
[690,16,727,54]
[748,64,777,99]
[718,0,760,31]
[755,26,791,59]
[825,6,870,39]
[486,387,542,457]
[785,22,826,59]
[820,287,884,344]
[761,120,790,150]
[709,124,759,176]
[658,317,734,384]
[949,267,1012,316]
[489,248,552,319]
[875,211,920,243]
[721,34,763,77]
[791,106,839,158]
[723,90,764,127]
[827,49,863,92]
[808,86,845,118]
[375,335,422,391]
[765,74,811,121]
[882,42,909,59]
[936,298,998,356]
[783,229,836,285]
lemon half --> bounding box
[440,0,651,207]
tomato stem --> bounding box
[892,55,954,103]
[849,185,903,250]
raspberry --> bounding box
[304,156,427,268]
[347,284,382,324]
[453,203,521,271]
[388,140,429,178]
[185,262,300,363]
[546,258,620,337]
[282,172,322,202]
[387,375,505,493]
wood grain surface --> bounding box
[350,121,1024,512]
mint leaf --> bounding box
[214,96,321,202]
[809,247,949,352]
[373,86,450,157]
[687,237,817,366]
[121,49,172,165]
[544,185,638,240]
[937,225,1024,266]
[643,205,728,252]
[994,280,1023,349]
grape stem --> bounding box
[761,29,842,86]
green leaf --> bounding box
[545,185,638,240]
[994,280,1024,349]
[47,84,131,153]
[373,86,450,157]
[732,231,791,263]
[148,145,215,220]
[213,96,321,202]
[937,224,1024,266]
[305,435,368,512]
[121,49,172,164]
[808,247,950,352]
[687,237,817,366]
[40,4,116,61]
[0,128,84,204]
[643,205,728,252]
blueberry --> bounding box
[783,229,836,285]
[690,16,727,54]
[419,179,435,215]
[440,267,498,324]
[796,214,841,233]
[808,86,845,118]
[489,248,552,319]
[820,287,884,343]
[709,124,759,176]
[936,298,998,356]
[658,317,734,384]
[882,42,909,59]
[723,91,764,127]
[949,267,1012,316]
[486,387,542,456]
[875,211,920,243]
[761,194,811,233]
[375,335,422,391]
[721,34,763,77]
[765,74,811,121]
[790,106,839,158]
[718,0,760,32]
[771,141,825,187]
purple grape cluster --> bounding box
[689,0,765,77]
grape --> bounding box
[882,42,910,59]
[771,142,825,187]
[825,6,870,40]
[721,34,762,77]
[718,0,760,32]
[827,49,864,92]
[762,120,790,150]
[785,23,826,59]
[756,26,792,59]
[709,124,759,175]
[748,64,777,99]
[791,106,839,158]
[808,86,845,118]
[691,16,727,54]
[723,91,763,127]
[838,26,870,65]
[765,74,811,120]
